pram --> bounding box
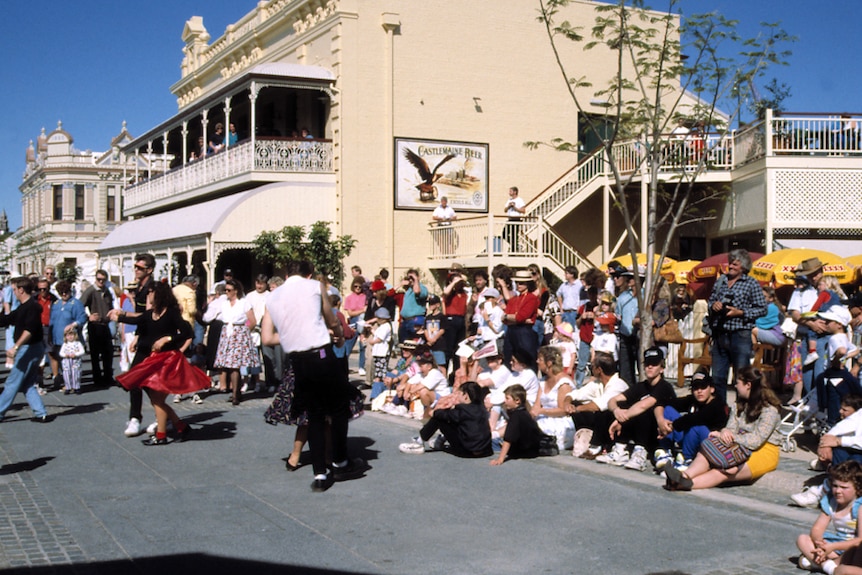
[776,389,827,452]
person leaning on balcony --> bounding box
[502,187,526,252]
[190,136,205,161]
[227,123,239,147]
[208,123,225,155]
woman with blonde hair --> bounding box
[531,346,575,450]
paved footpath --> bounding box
[0,357,831,575]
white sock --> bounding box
[822,559,837,575]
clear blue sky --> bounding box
[0,1,858,231]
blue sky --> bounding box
[0,1,858,231]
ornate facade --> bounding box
[17,122,143,277]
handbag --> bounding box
[538,433,560,457]
[699,435,751,469]
[654,317,684,343]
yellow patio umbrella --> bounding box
[846,254,862,269]
[749,248,854,286]
[604,253,677,275]
[661,259,701,284]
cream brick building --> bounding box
[17,122,143,278]
[99,0,643,288]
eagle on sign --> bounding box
[403,148,455,202]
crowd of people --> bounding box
[3,250,862,566]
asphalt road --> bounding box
[0,355,827,575]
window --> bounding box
[106,186,116,221]
[53,185,63,220]
[75,184,84,220]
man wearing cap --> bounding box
[262,260,365,492]
[589,346,675,471]
[397,269,428,343]
[615,267,640,387]
[706,248,767,401]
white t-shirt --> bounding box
[408,369,450,396]
[478,304,504,341]
[478,364,512,391]
[505,196,525,218]
[568,373,629,411]
[507,368,540,404]
[433,205,456,222]
[372,322,392,357]
[788,286,818,314]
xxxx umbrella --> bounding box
[846,254,862,268]
[686,252,765,299]
[661,259,700,284]
[603,253,676,275]
[749,248,854,286]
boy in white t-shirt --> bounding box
[476,288,505,346]
[397,350,451,419]
[821,307,859,368]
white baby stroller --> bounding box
[776,389,827,452]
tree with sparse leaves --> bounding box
[252,221,356,288]
[529,0,793,353]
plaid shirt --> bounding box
[707,273,767,331]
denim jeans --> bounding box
[710,329,752,402]
[657,405,711,460]
[807,333,830,411]
[0,342,47,419]
[576,339,591,387]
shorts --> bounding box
[431,350,446,368]
[373,356,388,381]
[746,442,779,479]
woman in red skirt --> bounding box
[111,282,210,445]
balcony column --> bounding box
[249,82,258,168]
[134,149,139,183]
[181,122,188,167]
[201,111,209,183]
[224,96,232,150]
[146,141,153,180]
[162,131,169,176]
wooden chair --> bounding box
[676,336,712,387]
[753,342,786,389]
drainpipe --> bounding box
[382,13,400,276]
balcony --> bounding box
[123,138,333,216]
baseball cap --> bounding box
[483,287,500,299]
[427,294,441,305]
[643,346,665,366]
[818,306,851,327]
[690,371,713,389]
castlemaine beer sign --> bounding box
[394,137,489,212]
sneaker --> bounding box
[653,449,673,471]
[572,428,593,458]
[427,435,446,452]
[809,458,828,472]
[124,418,142,437]
[192,394,203,405]
[240,382,249,393]
[393,405,409,417]
[381,402,396,414]
[596,443,629,466]
[798,556,813,570]
[624,446,649,471]
[142,436,168,446]
[146,421,158,435]
[357,368,366,376]
[790,484,824,508]
[399,437,426,454]
[674,456,692,472]
[579,445,602,460]
[803,351,820,366]
[172,394,181,403]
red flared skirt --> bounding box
[117,350,211,395]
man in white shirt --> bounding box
[563,352,629,457]
[432,196,457,254]
[502,186,526,252]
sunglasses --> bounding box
[134,265,149,271]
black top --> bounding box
[622,377,676,408]
[123,306,191,359]
[134,279,156,314]
[0,298,43,344]
[669,395,729,432]
[433,402,492,454]
[503,406,543,459]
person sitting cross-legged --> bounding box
[590,346,676,471]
